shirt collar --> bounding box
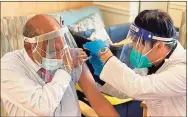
[22,48,41,72]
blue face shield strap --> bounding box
[129,24,153,41]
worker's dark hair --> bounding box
[134,9,176,48]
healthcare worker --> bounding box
[83,9,186,116]
[1,14,89,116]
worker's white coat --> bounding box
[100,42,186,116]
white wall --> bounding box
[168,2,186,28]
[140,2,168,12]
[1,2,92,17]
[94,1,186,47]
[95,1,186,28]
[94,2,139,26]
[140,1,186,28]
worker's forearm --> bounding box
[78,64,119,117]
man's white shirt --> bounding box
[1,49,81,116]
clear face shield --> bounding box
[24,26,82,82]
[120,23,177,68]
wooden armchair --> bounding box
[140,101,148,117]
[79,101,98,117]
[1,100,98,117]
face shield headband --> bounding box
[128,23,177,42]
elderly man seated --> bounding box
[1,14,119,116]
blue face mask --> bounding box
[129,48,152,68]
[42,57,62,71]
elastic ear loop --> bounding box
[30,39,44,67]
[143,42,171,65]
[35,38,64,59]
[141,42,160,66]
[25,38,45,67]
[143,42,160,56]
[36,46,55,58]
[143,36,177,65]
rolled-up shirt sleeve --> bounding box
[1,69,71,116]
[100,56,186,100]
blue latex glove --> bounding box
[89,54,104,76]
[83,40,109,56]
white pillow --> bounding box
[90,28,113,44]
[69,13,113,44]
[69,13,105,32]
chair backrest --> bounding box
[105,23,130,43]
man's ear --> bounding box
[24,42,34,57]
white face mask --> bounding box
[32,45,62,71]
[41,57,62,71]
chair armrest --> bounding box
[140,101,147,117]
[140,101,147,108]
[112,38,132,46]
[79,100,98,117]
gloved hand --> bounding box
[89,54,104,76]
[83,39,109,56]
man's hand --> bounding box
[69,48,88,68]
